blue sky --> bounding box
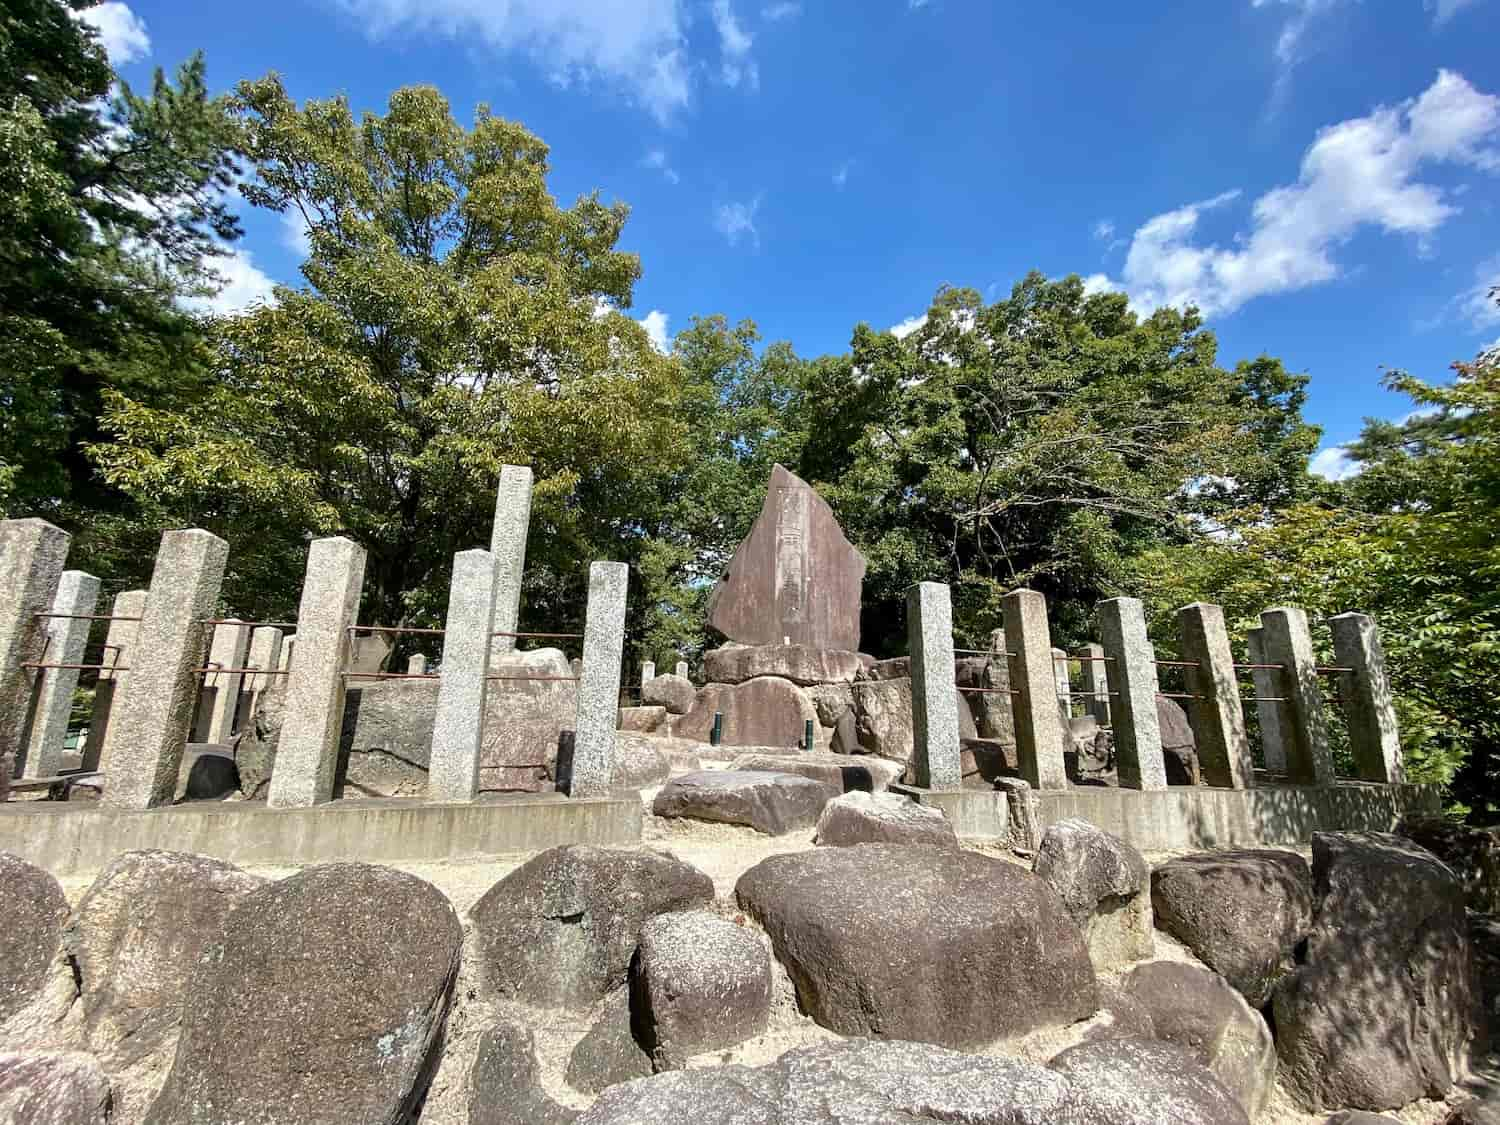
[85,0,1500,479]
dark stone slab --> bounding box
[653,771,833,835]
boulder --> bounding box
[735,843,1096,1047]
[808,682,854,727]
[64,850,265,1064]
[850,678,977,765]
[1398,815,1500,913]
[959,738,1021,788]
[1158,697,1202,785]
[703,644,863,687]
[0,1051,111,1125]
[469,1017,577,1125]
[814,791,958,848]
[1034,819,1153,969]
[1066,721,1119,787]
[1151,848,1313,1007]
[642,674,696,715]
[653,771,832,835]
[1323,1115,1406,1124]
[706,464,867,652]
[1049,1037,1250,1125]
[830,708,860,755]
[1084,982,1157,1043]
[610,734,673,790]
[1471,913,1500,1040]
[565,988,652,1095]
[614,732,703,772]
[148,864,462,1125]
[178,748,239,800]
[618,706,668,734]
[0,854,69,1025]
[955,655,1015,744]
[1121,961,1277,1119]
[469,845,714,1010]
[866,657,910,681]
[1273,832,1478,1111]
[481,647,579,791]
[731,751,902,793]
[635,912,772,1068]
[1445,1099,1500,1125]
[675,677,819,749]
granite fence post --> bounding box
[429,549,498,802]
[267,537,367,809]
[907,582,961,790]
[407,653,428,676]
[81,588,147,773]
[1075,642,1111,725]
[1002,589,1068,790]
[641,661,655,690]
[489,465,533,656]
[1245,627,1287,773]
[1052,647,1072,718]
[0,519,70,797]
[1259,607,1333,786]
[20,570,101,779]
[103,530,229,810]
[1097,597,1168,791]
[241,626,284,727]
[572,562,628,798]
[200,620,252,743]
[277,638,295,675]
[675,660,689,680]
[1179,602,1254,789]
[1328,612,1404,783]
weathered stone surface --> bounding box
[675,677,818,749]
[0,1052,111,1125]
[1273,832,1477,1112]
[814,791,958,848]
[148,864,461,1125]
[642,673,695,715]
[1399,816,1500,914]
[1084,982,1157,1043]
[735,843,1096,1047]
[614,731,702,770]
[1049,1037,1250,1125]
[703,644,863,687]
[611,734,673,790]
[1472,913,1500,1042]
[1034,819,1153,968]
[618,706,668,733]
[808,682,854,727]
[866,656,910,681]
[470,845,714,1010]
[959,738,1021,789]
[956,655,1015,744]
[1322,1114,1406,1125]
[850,678,976,765]
[636,912,772,1068]
[1151,849,1313,1007]
[469,1017,577,1125]
[732,751,902,793]
[0,854,68,1026]
[64,850,265,1065]
[653,771,832,835]
[1122,961,1277,1119]
[707,464,867,651]
[1445,1098,1500,1125]
[179,747,239,800]
[482,647,578,791]
[565,988,652,1095]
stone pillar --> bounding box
[242,626,284,726]
[406,653,428,676]
[1328,612,1403,783]
[640,661,655,690]
[1002,589,1067,791]
[268,537,367,809]
[675,660,689,680]
[81,589,147,773]
[1259,607,1333,786]
[1245,628,1287,773]
[1097,597,1167,791]
[571,562,628,798]
[0,519,70,797]
[104,530,229,810]
[1052,647,1072,718]
[200,620,252,743]
[429,549,498,802]
[20,571,101,779]
[907,583,961,790]
[489,465,533,655]
[277,638,295,674]
[1179,602,1254,789]
[1075,642,1111,725]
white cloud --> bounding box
[77,2,151,64]
[185,248,278,316]
[1428,0,1483,24]
[762,1,800,20]
[280,209,312,259]
[1310,445,1363,481]
[638,309,670,352]
[712,0,758,90]
[909,0,933,8]
[832,161,851,189]
[335,0,691,121]
[641,148,680,184]
[1092,219,1115,242]
[714,197,761,247]
[1081,273,1117,297]
[890,314,927,339]
[1459,253,1500,329]
[1108,71,1500,318]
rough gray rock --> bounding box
[635,912,772,1068]
[865,657,910,681]
[808,682,854,728]
[469,1017,577,1125]
[470,845,714,1010]
[1034,819,1153,969]
[1398,815,1500,913]
[642,674,696,715]
[64,850,265,1065]
[653,771,833,835]
[732,751,902,793]
[148,864,461,1125]
[1049,1037,1251,1125]
[735,843,1096,1047]
[675,678,820,749]
[1151,848,1313,1007]
[1158,697,1202,785]
[1322,1114,1406,1124]
[481,647,579,791]
[813,791,958,848]
[703,644,863,687]
[179,748,239,800]
[618,706,668,734]
[565,988,652,1095]
[1121,961,1277,1119]
[0,1051,111,1125]
[610,734,672,790]
[955,655,1014,744]
[850,678,977,765]
[1274,832,1478,1112]
[614,732,703,771]
[1471,913,1500,1044]
[959,739,1021,788]
[0,854,69,1026]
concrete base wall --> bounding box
[0,794,642,878]
[891,784,1010,839]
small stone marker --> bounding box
[1179,602,1254,789]
[572,561,628,797]
[268,537,367,808]
[1244,628,1286,772]
[428,549,498,802]
[1053,647,1072,716]
[641,661,655,690]
[489,465,533,656]
[0,518,69,796]
[1259,607,1332,785]
[675,660,689,680]
[1097,597,1167,791]
[104,529,229,810]
[406,653,427,676]
[907,582,961,790]
[1075,642,1110,725]
[1328,612,1403,783]
[201,620,252,743]
[20,570,100,779]
[82,588,147,773]
[1003,589,1067,790]
[242,626,284,726]
[277,637,295,675]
